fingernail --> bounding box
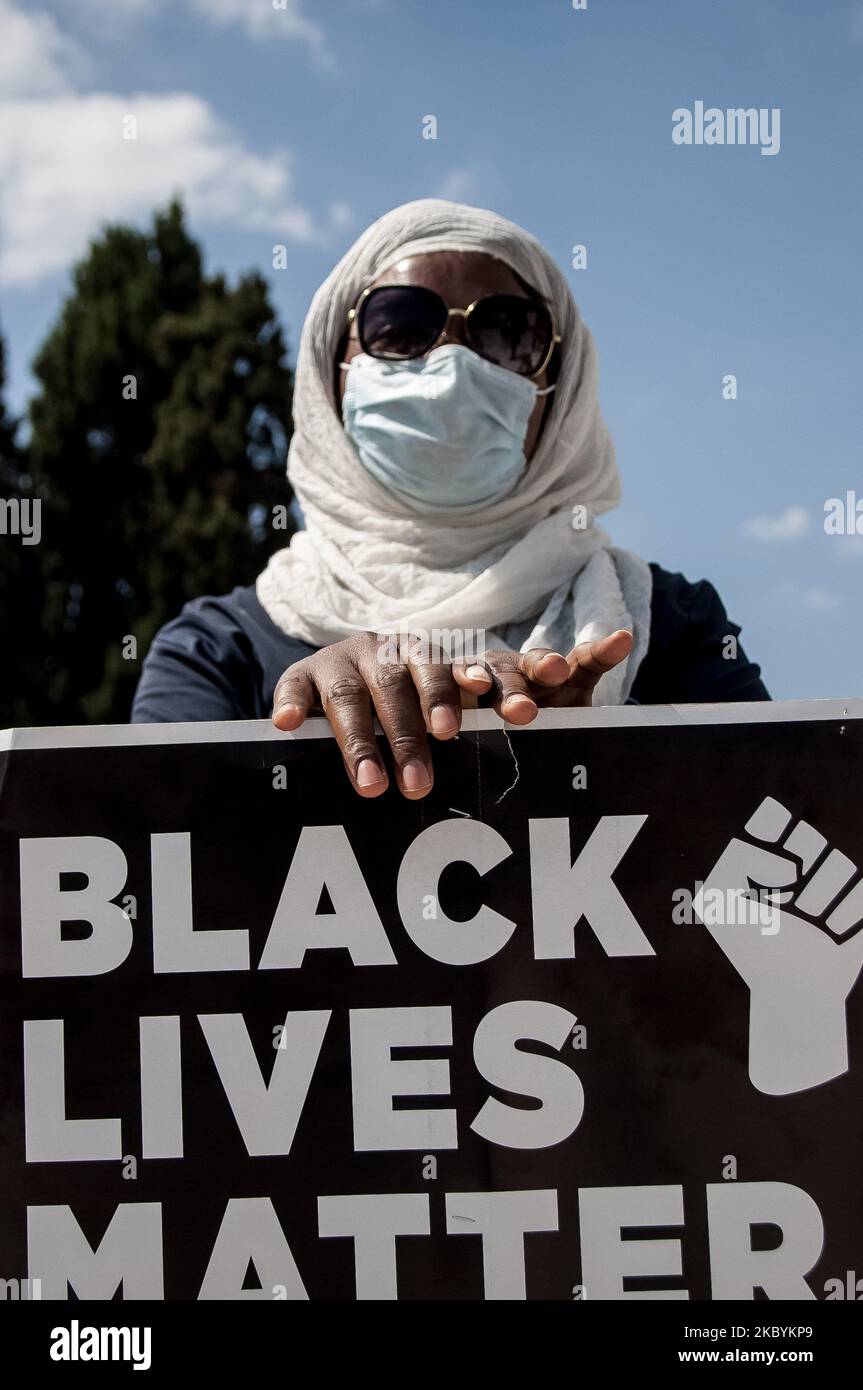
[357,758,385,788]
[274,702,302,719]
[430,705,458,737]
[466,665,489,681]
[504,694,534,710]
[402,759,431,792]
[503,697,537,722]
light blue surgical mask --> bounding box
[340,344,554,514]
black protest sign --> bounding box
[0,701,862,1301]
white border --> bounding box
[0,698,861,751]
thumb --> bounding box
[564,629,633,683]
[705,839,799,894]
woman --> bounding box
[132,199,768,795]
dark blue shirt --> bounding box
[130,563,769,723]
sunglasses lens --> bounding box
[358,286,447,360]
[467,295,553,376]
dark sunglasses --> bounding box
[347,284,560,380]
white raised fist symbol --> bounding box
[694,797,863,1095]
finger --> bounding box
[401,635,462,740]
[359,647,434,799]
[795,848,856,918]
[484,651,539,725]
[452,661,493,693]
[745,797,793,844]
[272,667,318,730]
[518,648,570,686]
[826,878,863,938]
[782,819,828,873]
[563,629,633,694]
[319,668,389,798]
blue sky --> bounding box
[1,0,861,699]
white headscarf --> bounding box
[256,198,652,703]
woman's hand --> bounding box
[271,628,632,799]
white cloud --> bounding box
[834,533,863,562]
[0,1,319,286]
[740,504,810,542]
[0,0,84,96]
[74,0,327,53]
[799,585,842,613]
[434,169,477,203]
[77,0,153,14]
[777,582,843,614]
[328,201,355,232]
[0,93,315,285]
[189,0,325,49]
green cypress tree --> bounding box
[11,200,294,726]
[0,329,46,726]
[0,332,19,467]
